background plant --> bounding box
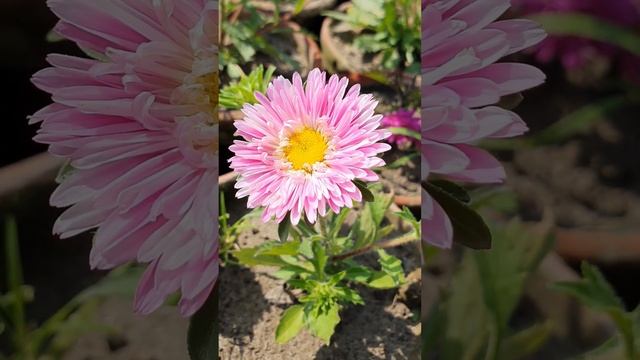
[221,0,300,78]
[0,217,142,360]
[219,65,276,110]
[324,0,421,75]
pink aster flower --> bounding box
[422,0,546,248]
[229,68,391,225]
[381,109,420,150]
[30,0,219,316]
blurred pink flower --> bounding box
[229,69,391,225]
[381,109,420,150]
[422,0,546,248]
[31,0,219,317]
[512,0,640,81]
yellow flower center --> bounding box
[284,128,328,171]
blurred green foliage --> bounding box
[0,216,142,360]
[423,219,554,360]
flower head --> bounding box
[422,0,546,248]
[229,68,391,225]
[31,0,219,317]
[381,109,420,150]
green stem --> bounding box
[4,216,30,359]
[484,318,500,360]
[318,216,328,238]
[331,232,418,262]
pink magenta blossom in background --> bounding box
[229,69,391,225]
[422,0,546,248]
[381,109,420,150]
[31,0,219,316]
[512,0,640,82]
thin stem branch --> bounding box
[331,232,418,262]
[318,216,328,238]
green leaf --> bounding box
[429,180,471,204]
[233,247,290,267]
[278,217,292,243]
[335,286,364,305]
[349,189,393,250]
[531,12,640,57]
[306,304,341,344]
[395,206,421,236]
[532,95,627,144]
[423,219,553,360]
[74,266,143,302]
[311,240,328,277]
[377,249,405,282]
[497,93,524,110]
[387,152,419,169]
[386,127,421,141]
[255,241,300,257]
[293,0,306,14]
[552,262,624,311]
[499,322,553,360]
[276,305,305,344]
[343,264,374,283]
[220,65,276,109]
[187,288,218,360]
[552,262,637,358]
[329,207,350,240]
[367,273,397,289]
[423,181,492,249]
[55,160,75,184]
[352,179,374,202]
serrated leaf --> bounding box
[552,262,624,311]
[552,262,637,358]
[187,288,218,360]
[423,181,491,249]
[343,264,374,283]
[306,304,340,344]
[276,305,305,344]
[367,273,397,289]
[336,286,364,305]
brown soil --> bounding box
[379,151,421,198]
[505,64,640,232]
[64,299,189,360]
